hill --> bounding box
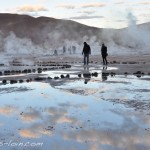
[0,13,149,55]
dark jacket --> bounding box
[82,44,91,55]
[101,45,107,57]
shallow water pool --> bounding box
[0,65,150,150]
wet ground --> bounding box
[0,64,150,150]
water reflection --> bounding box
[103,66,107,70]
[1,102,150,150]
[82,65,114,84]
[0,66,150,150]
[83,66,91,84]
[102,66,109,81]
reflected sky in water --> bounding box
[0,65,150,150]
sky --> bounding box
[0,0,150,29]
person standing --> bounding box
[101,43,108,65]
[82,42,91,65]
[54,49,58,55]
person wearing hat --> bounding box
[82,42,91,65]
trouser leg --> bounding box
[105,57,107,65]
[102,57,105,65]
[84,55,86,65]
[87,55,89,65]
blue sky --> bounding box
[0,0,150,28]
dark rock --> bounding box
[43,68,48,71]
[60,75,65,78]
[110,72,116,76]
[26,79,30,82]
[4,70,11,75]
[32,69,36,73]
[38,70,42,73]
[10,80,17,84]
[22,69,28,73]
[34,77,46,81]
[54,77,59,80]
[37,68,42,71]
[16,70,21,74]
[19,80,24,83]
[26,79,32,82]
[78,74,82,78]
[2,80,7,84]
[27,69,31,73]
[128,62,136,64]
[83,73,91,78]
[92,72,98,77]
[134,71,142,74]
[65,65,71,68]
[66,74,70,78]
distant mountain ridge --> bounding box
[0,13,149,55]
[0,13,101,45]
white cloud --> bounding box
[78,10,96,15]
[114,0,125,5]
[81,3,106,8]
[140,2,150,5]
[56,2,106,9]
[69,15,104,20]
[57,4,76,9]
[16,5,48,12]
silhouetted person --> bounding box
[72,46,76,54]
[82,42,91,65]
[63,46,66,54]
[68,47,72,54]
[54,49,57,55]
[101,43,108,65]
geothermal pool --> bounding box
[0,65,150,150]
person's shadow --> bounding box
[102,66,109,81]
[83,66,91,84]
